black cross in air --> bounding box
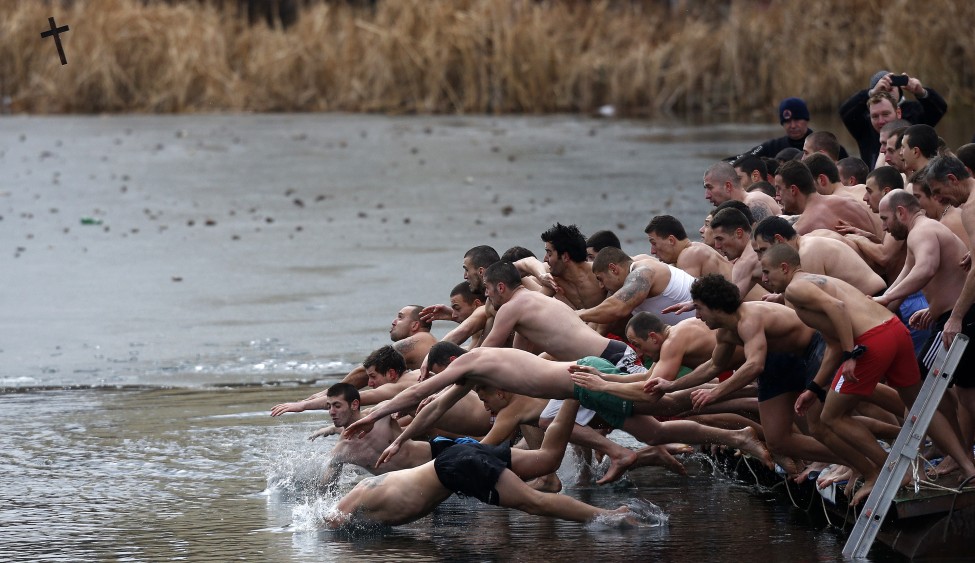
[41,17,70,65]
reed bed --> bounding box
[4,0,975,116]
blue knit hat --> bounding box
[870,70,891,89]
[778,97,810,124]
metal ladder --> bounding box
[842,334,970,559]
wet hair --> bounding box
[762,157,780,179]
[866,165,904,192]
[884,189,921,213]
[690,274,741,313]
[626,312,667,340]
[746,181,776,198]
[904,124,940,159]
[710,208,752,235]
[326,383,361,405]
[427,341,468,369]
[450,281,484,305]
[837,157,869,185]
[777,160,816,195]
[764,242,801,268]
[541,223,587,263]
[483,261,522,288]
[713,199,754,224]
[805,131,841,161]
[585,229,622,252]
[956,143,975,173]
[500,246,536,263]
[705,161,740,189]
[733,155,768,186]
[644,215,688,240]
[592,246,632,274]
[803,153,841,184]
[464,245,500,269]
[925,155,972,183]
[753,216,797,243]
[774,147,802,163]
[362,345,406,376]
[407,305,433,331]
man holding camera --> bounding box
[839,70,947,170]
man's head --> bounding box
[774,160,816,214]
[449,281,485,323]
[482,261,523,308]
[362,345,407,388]
[837,157,869,186]
[700,213,715,247]
[644,215,688,264]
[585,230,622,262]
[778,97,810,140]
[625,312,669,361]
[463,245,500,293]
[591,247,633,293]
[325,383,361,427]
[885,127,908,171]
[803,153,842,194]
[703,161,740,206]
[690,274,741,329]
[901,124,940,173]
[956,143,975,175]
[878,189,922,241]
[713,199,755,224]
[868,91,902,133]
[802,131,841,161]
[760,243,801,294]
[390,305,430,341]
[426,341,467,374]
[473,384,509,416]
[541,223,587,276]
[733,155,768,190]
[864,165,904,213]
[751,216,797,258]
[925,155,974,207]
[746,180,777,199]
[500,246,535,263]
[909,168,940,219]
[709,208,752,260]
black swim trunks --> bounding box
[918,307,975,388]
[758,331,825,402]
[433,442,512,506]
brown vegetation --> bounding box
[4,0,975,116]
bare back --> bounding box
[798,235,886,296]
[494,288,611,360]
[908,217,968,317]
[731,301,815,355]
[795,194,879,238]
[784,273,894,342]
[676,242,731,279]
[332,415,433,475]
[744,191,782,222]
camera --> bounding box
[890,74,909,87]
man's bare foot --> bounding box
[733,426,773,469]
[607,506,639,527]
[598,445,687,484]
[527,473,562,493]
[773,454,801,479]
[851,474,879,506]
[843,471,864,499]
[664,443,695,455]
[597,448,639,485]
[932,455,960,476]
[817,465,854,490]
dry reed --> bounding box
[4,0,975,116]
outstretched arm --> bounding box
[577,270,650,324]
[343,366,462,438]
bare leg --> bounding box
[758,393,845,464]
[818,392,883,491]
[619,414,774,468]
[495,471,634,524]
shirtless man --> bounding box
[644,214,731,278]
[911,170,969,248]
[709,208,767,299]
[513,223,607,310]
[751,216,886,297]
[925,156,975,454]
[579,247,697,327]
[704,161,781,223]
[649,274,843,471]
[342,342,772,473]
[804,153,869,204]
[327,400,640,528]
[775,160,880,238]
[480,261,642,373]
[762,243,975,503]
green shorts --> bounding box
[574,356,632,428]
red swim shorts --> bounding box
[831,317,920,396]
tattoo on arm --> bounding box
[395,338,416,354]
[749,204,771,223]
[616,272,651,304]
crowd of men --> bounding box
[271,70,975,529]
